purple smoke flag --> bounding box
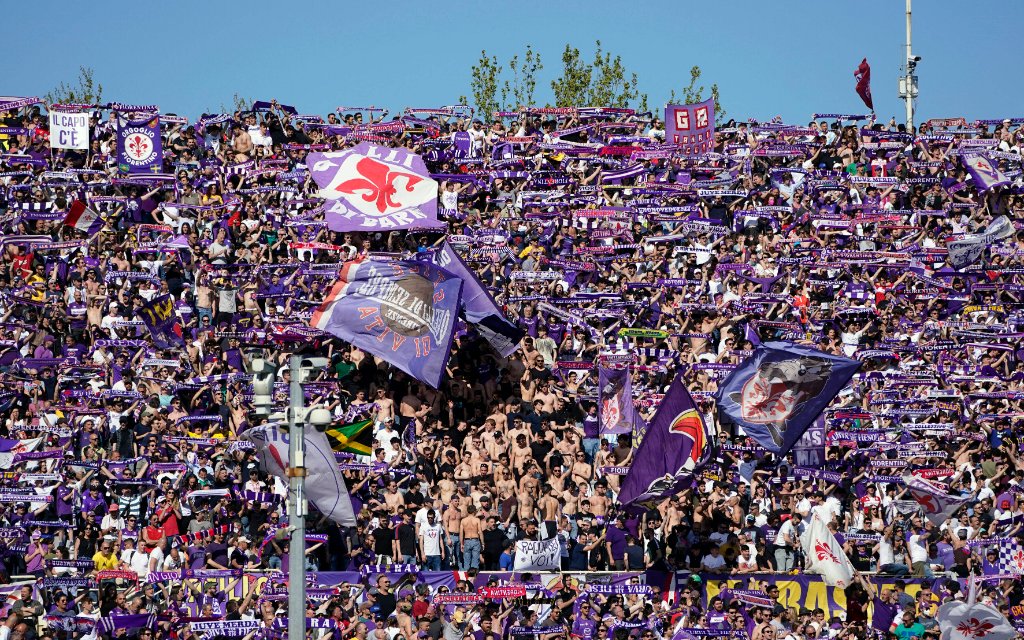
[138,294,185,349]
[665,98,715,156]
[599,366,638,435]
[618,375,713,508]
[963,153,1010,192]
[424,241,524,356]
[310,258,463,389]
[854,58,874,111]
[903,474,970,526]
[307,142,444,232]
[715,341,861,456]
[244,422,356,527]
[117,114,162,174]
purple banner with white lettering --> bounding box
[117,114,162,174]
[311,259,462,389]
[665,98,715,155]
[307,142,444,232]
[792,415,827,468]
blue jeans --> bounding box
[401,554,416,565]
[446,534,460,570]
[582,438,601,463]
[461,538,481,571]
[880,563,910,576]
[424,555,442,571]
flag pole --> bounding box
[287,353,307,640]
[900,0,919,130]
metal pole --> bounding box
[905,0,914,130]
[287,354,306,640]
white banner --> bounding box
[49,111,90,149]
[512,539,561,572]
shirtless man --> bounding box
[437,469,457,504]
[230,123,253,161]
[373,388,395,425]
[571,451,593,487]
[382,481,405,515]
[458,504,483,571]
[486,403,508,432]
[485,430,508,463]
[510,434,532,477]
[533,382,559,414]
[589,483,611,518]
[442,496,462,570]
[516,482,537,525]
[538,485,561,540]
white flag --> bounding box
[244,423,356,527]
[800,514,855,588]
[937,598,1017,640]
[903,474,971,526]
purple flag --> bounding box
[618,375,713,508]
[665,98,715,156]
[963,153,1010,192]
[310,259,462,389]
[947,215,1014,269]
[138,294,185,349]
[792,415,827,467]
[117,114,162,174]
[599,366,638,435]
[903,474,971,526]
[715,341,861,456]
[307,142,443,232]
[424,242,524,357]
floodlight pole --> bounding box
[287,354,306,640]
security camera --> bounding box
[911,55,922,62]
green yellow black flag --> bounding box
[325,419,374,456]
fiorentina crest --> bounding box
[716,342,861,456]
[307,142,443,232]
[729,356,833,446]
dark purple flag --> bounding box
[424,242,524,356]
[117,114,162,174]
[665,98,715,156]
[310,259,462,389]
[618,375,713,508]
[715,341,861,456]
[792,415,827,467]
[307,142,444,232]
[138,294,185,349]
[599,366,638,436]
[854,58,874,112]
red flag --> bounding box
[854,58,874,111]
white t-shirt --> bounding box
[418,522,444,556]
[701,553,727,570]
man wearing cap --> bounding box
[229,536,256,569]
[99,503,124,537]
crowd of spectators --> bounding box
[0,97,1022,640]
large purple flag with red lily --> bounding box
[618,375,714,509]
[310,258,463,389]
[117,114,162,174]
[307,142,444,232]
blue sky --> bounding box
[7,0,1021,123]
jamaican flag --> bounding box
[325,419,375,456]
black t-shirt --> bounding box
[373,527,393,555]
[529,440,553,463]
[395,524,417,557]
[375,591,396,619]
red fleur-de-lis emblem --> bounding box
[955,617,995,638]
[815,541,839,564]
[1013,548,1024,571]
[128,134,150,159]
[334,157,423,213]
